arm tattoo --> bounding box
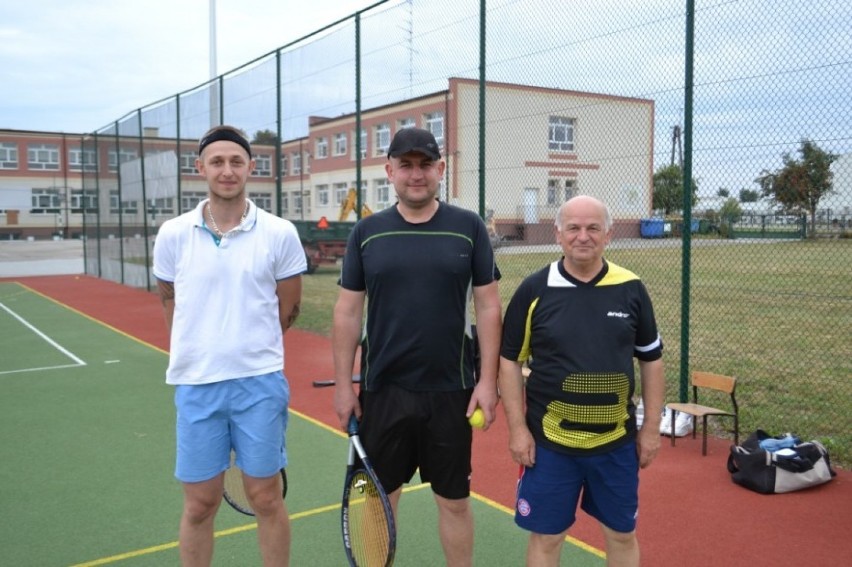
[157,280,175,306]
[285,302,301,330]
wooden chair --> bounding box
[666,371,739,455]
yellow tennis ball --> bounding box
[468,408,486,429]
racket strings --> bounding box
[347,471,392,567]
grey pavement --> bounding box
[0,240,85,277]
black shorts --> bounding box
[359,383,473,499]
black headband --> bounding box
[198,129,252,157]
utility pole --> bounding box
[670,124,683,168]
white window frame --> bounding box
[425,112,444,148]
[374,178,391,209]
[333,133,347,156]
[316,184,330,206]
[68,147,98,172]
[375,123,390,156]
[0,142,19,169]
[28,144,61,171]
[315,137,328,159]
[252,154,272,177]
[549,116,575,152]
[333,182,349,206]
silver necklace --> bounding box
[207,200,249,238]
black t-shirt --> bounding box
[340,202,499,392]
[501,259,663,455]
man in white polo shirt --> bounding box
[153,124,305,566]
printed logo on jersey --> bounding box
[541,372,630,449]
[517,498,531,517]
[607,311,630,319]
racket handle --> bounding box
[347,414,359,436]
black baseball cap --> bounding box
[387,127,441,160]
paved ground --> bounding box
[0,239,84,277]
[0,235,779,278]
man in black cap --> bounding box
[332,127,502,565]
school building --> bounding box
[0,78,655,242]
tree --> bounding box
[739,188,760,203]
[252,129,279,145]
[756,139,837,234]
[652,164,699,215]
[717,188,730,198]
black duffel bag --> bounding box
[726,429,836,494]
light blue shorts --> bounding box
[515,441,639,534]
[174,371,289,483]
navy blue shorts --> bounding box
[515,441,639,534]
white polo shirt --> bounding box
[153,199,306,385]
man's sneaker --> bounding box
[659,407,674,436]
[659,406,693,437]
[673,411,693,437]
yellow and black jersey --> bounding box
[500,258,663,456]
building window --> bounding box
[108,148,138,173]
[353,128,367,160]
[333,133,347,156]
[280,154,288,177]
[249,192,272,212]
[147,197,175,218]
[281,192,289,213]
[68,147,98,172]
[180,151,198,174]
[69,189,99,213]
[31,188,62,214]
[549,116,575,152]
[291,152,301,176]
[333,182,349,206]
[316,184,330,206]
[0,142,18,169]
[425,112,444,148]
[375,123,390,156]
[398,117,415,130]
[374,178,391,208]
[180,191,206,212]
[547,179,577,205]
[28,144,60,171]
[109,190,139,215]
[352,180,368,204]
[252,154,272,177]
[293,191,303,214]
[315,137,328,159]
[563,179,577,201]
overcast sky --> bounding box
[0,0,384,133]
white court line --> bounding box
[0,301,87,375]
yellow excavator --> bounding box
[339,188,373,221]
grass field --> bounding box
[0,281,603,566]
[296,238,852,465]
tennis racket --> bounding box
[313,375,362,388]
[341,415,396,567]
[223,449,288,516]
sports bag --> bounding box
[726,429,836,494]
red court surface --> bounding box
[9,274,852,566]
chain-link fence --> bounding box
[78,0,851,464]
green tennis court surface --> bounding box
[0,282,603,566]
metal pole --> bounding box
[679,0,695,402]
[478,0,486,219]
[209,0,218,128]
